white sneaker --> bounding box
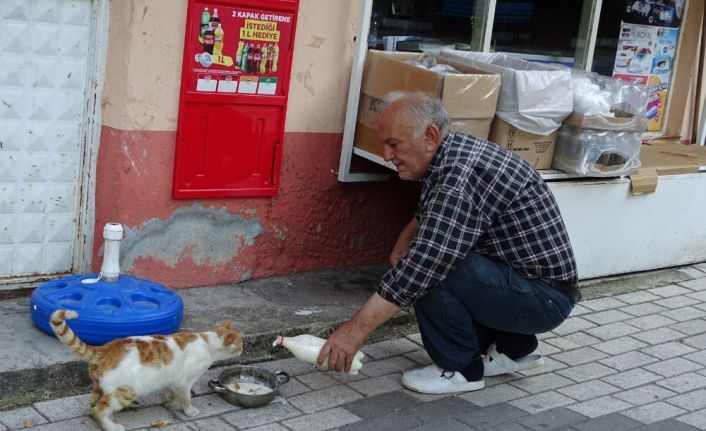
[401,364,485,394]
[483,344,544,377]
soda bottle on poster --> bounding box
[200,7,210,39]
[259,44,268,74]
[247,44,255,73]
[253,44,261,74]
[235,40,245,66]
[271,43,279,73]
[203,25,215,54]
[210,8,220,28]
[214,24,224,56]
[241,42,249,72]
[266,43,274,72]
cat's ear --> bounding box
[215,320,234,335]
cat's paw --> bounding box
[183,406,200,417]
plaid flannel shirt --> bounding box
[378,132,578,308]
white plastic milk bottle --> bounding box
[272,334,364,375]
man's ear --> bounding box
[423,124,441,154]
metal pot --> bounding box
[208,366,290,408]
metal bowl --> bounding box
[208,366,289,408]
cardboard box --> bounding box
[488,117,557,169]
[354,50,501,157]
[629,140,706,195]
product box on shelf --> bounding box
[354,50,501,158]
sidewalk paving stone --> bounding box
[407,418,474,431]
[220,402,300,429]
[592,336,649,356]
[0,406,48,429]
[656,372,706,393]
[543,332,600,351]
[565,395,632,418]
[680,276,706,290]
[678,409,706,429]
[601,368,660,389]
[632,327,687,344]
[507,373,574,394]
[515,407,587,430]
[361,338,419,360]
[670,319,706,336]
[648,285,693,297]
[281,407,361,431]
[641,341,697,359]
[660,306,705,322]
[346,372,402,397]
[357,356,415,378]
[625,314,677,330]
[552,347,607,367]
[170,393,238,421]
[584,322,640,341]
[621,401,687,424]
[664,388,706,411]
[555,362,616,383]
[583,309,633,325]
[683,333,706,349]
[508,391,575,414]
[33,393,91,422]
[580,297,627,312]
[454,403,528,429]
[344,391,420,419]
[644,357,702,377]
[459,384,529,407]
[619,302,669,317]
[113,406,175,430]
[642,419,702,431]
[654,296,699,309]
[612,384,676,405]
[25,417,101,431]
[286,385,363,414]
[551,317,595,336]
[555,380,620,401]
[296,371,339,390]
[571,412,642,431]
[598,350,658,371]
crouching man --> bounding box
[318,91,580,394]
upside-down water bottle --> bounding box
[273,334,365,375]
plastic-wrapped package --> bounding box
[552,126,642,177]
[566,70,647,131]
[439,50,573,135]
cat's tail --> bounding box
[50,310,99,362]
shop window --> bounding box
[370,0,477,51]
[491,0,582,66]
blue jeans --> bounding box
[413,251,574,376]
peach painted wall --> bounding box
[95,0,418,288]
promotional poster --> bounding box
[187,4,295,96]
[613,0,683,132]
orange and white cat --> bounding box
[50,309,243,431]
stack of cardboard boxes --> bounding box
[354,50,501,158]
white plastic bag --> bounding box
[440,50,573,135]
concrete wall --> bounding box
[95,0,418,288]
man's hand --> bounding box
[317,293,401,373]
[317,320,365,373]
[389,218,419,266]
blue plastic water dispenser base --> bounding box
[30,274,184,345]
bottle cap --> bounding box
[272,335,284,347]
[103,222,124,240]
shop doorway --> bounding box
[0,0,105,287]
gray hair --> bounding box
[383,91,451,138]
